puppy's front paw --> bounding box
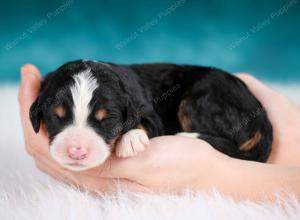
[115,129,150,158]
[176,132,200,138]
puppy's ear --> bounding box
[123,97,141,133]
[29,97,43,133]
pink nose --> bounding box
[68,146,88,160]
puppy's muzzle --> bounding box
[50,126,110,171]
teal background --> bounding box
[1,0,299,83]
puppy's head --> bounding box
[30,60,139,171]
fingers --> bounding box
[236,73,284,107]
[85,155,136,178]
[35,159,78,186]
[19,64,42,109]
[18,64,48,154]
[236,73,300,131]
[236,73,300,111]
[19,64,42,128]
[35,157,151,194]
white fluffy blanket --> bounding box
[0,85,299,220]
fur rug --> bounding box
[0,85,299,220]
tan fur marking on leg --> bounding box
[240,131,262,151]
[178,99,191,132]
[137,124,148,135]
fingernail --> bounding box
[20,64,38,85]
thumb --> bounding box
[235,73,282,107]
[18,64,42,111]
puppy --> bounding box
[30,60,273,171]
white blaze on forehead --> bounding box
[70,69,98,126]
[49,69,110,171]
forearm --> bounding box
[199,155,300,201]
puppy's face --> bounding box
[30,61,135,171]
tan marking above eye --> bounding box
[53,105,66,118]
[95,109,107,121]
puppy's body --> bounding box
[130,63,273,161]
[30,60,273,171]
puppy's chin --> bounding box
[49,126,111,172]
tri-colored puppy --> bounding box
[30,60,273,171]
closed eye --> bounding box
[95,109,107,121]
[53,105,66,119]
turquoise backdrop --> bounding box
[1,0,299,82]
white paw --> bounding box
[176,132,200,138]
[115,129,150,158]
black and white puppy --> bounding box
[30,60,273,171]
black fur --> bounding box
[30,60,273,162]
